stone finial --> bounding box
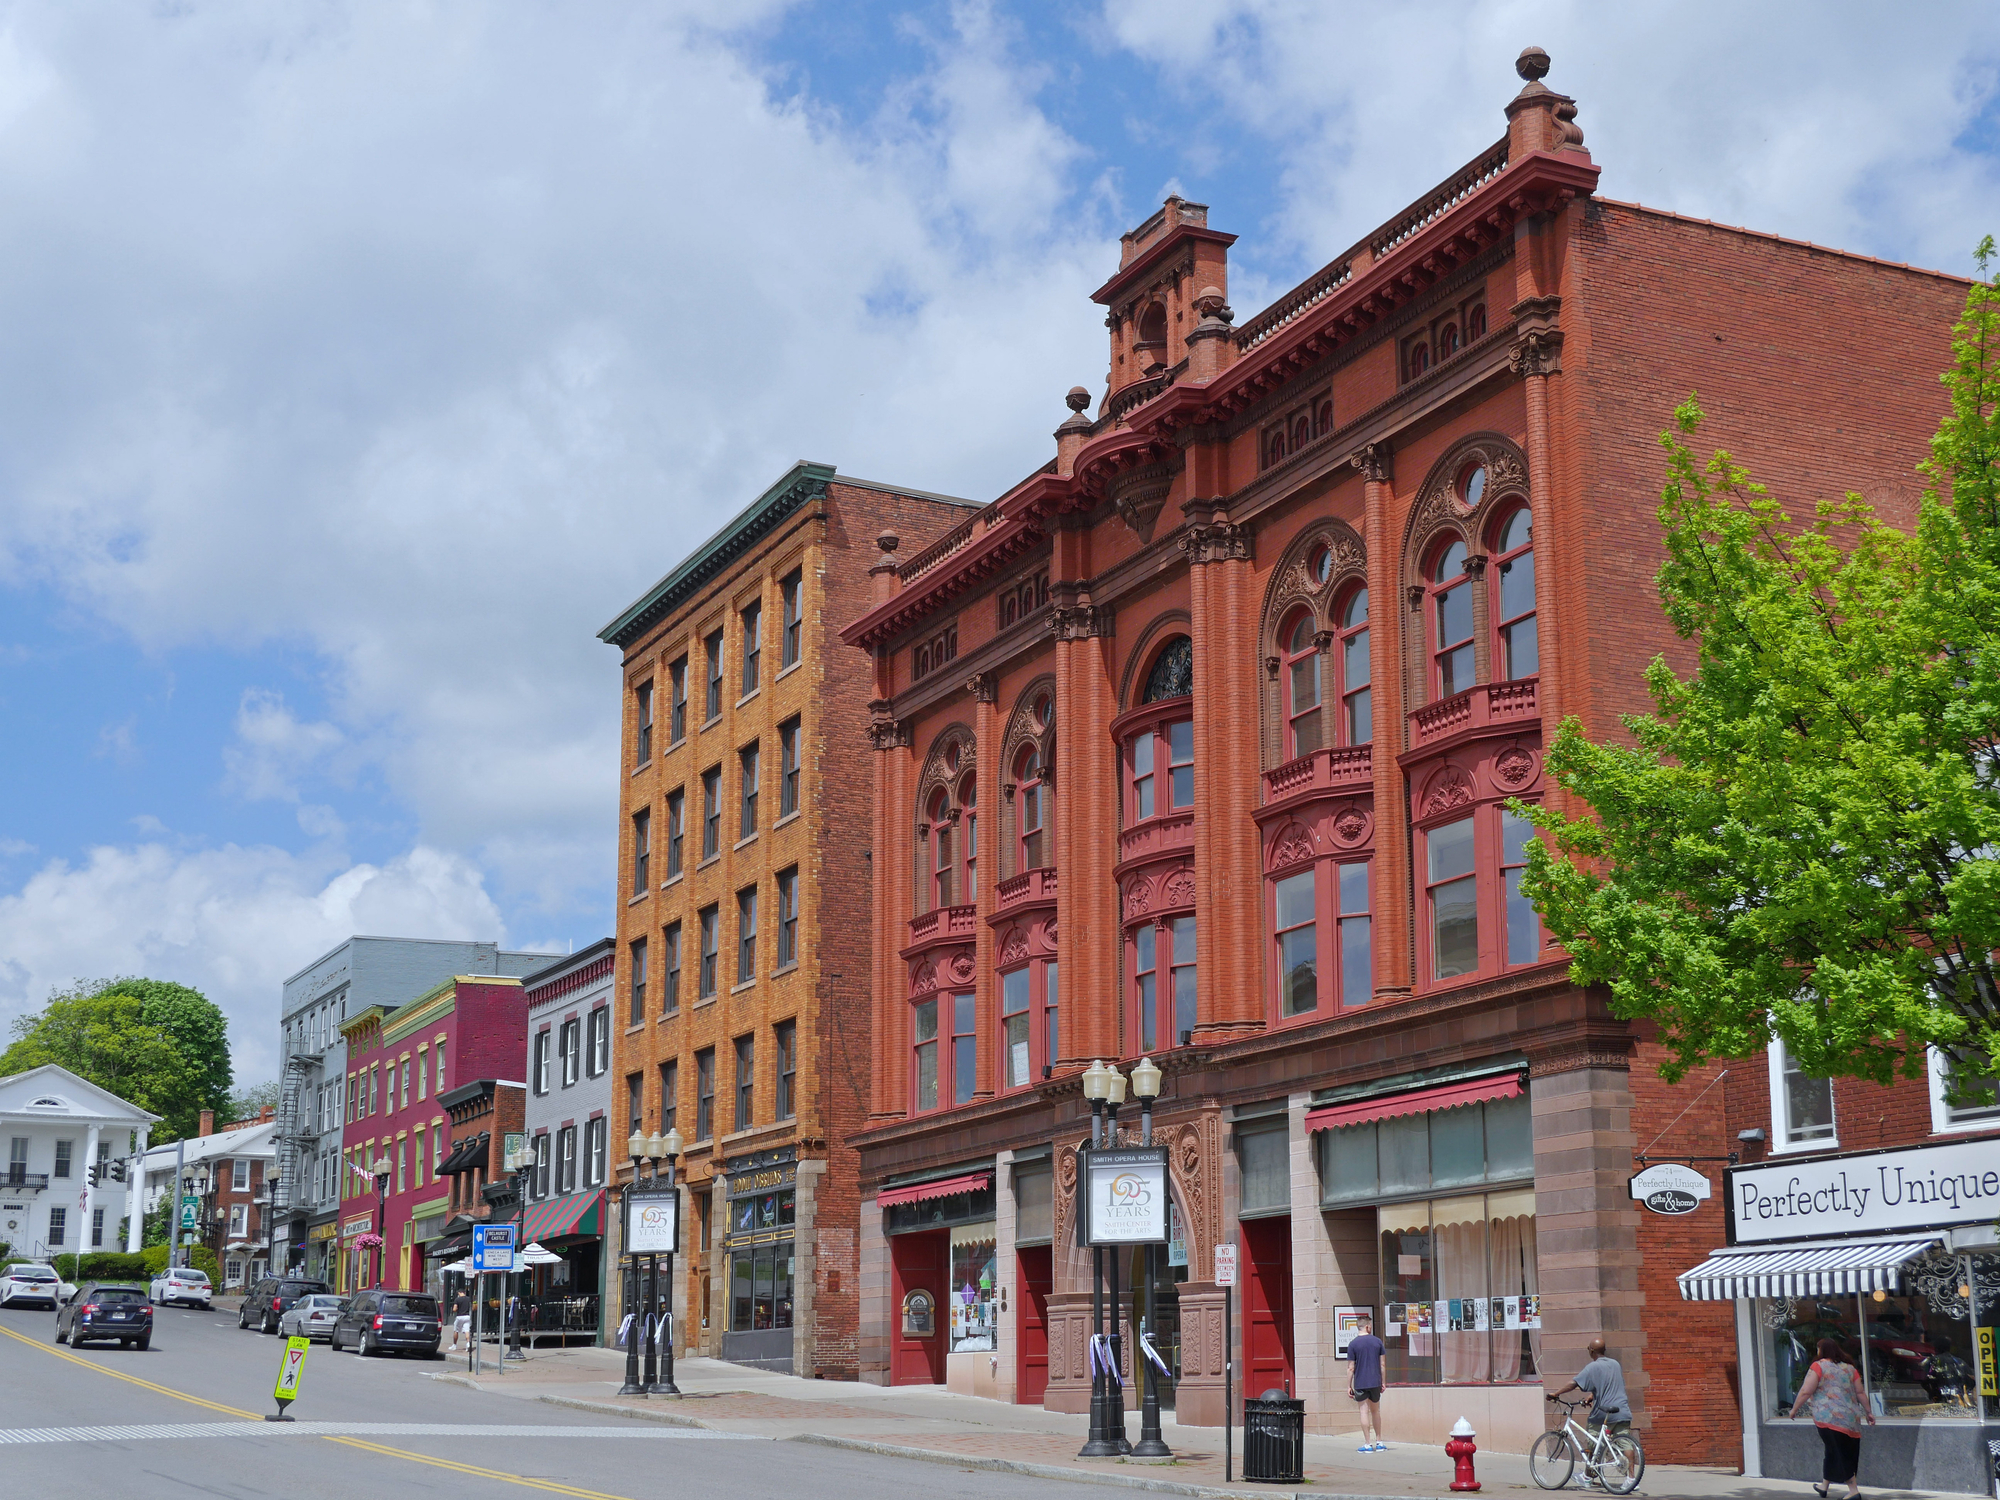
[876,529,900,555]
[1065,386,1092,413]
[1192,285,1233,325]
[1516,46,1550,84]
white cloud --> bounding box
[223,689,346,804]
[0,840,505,1084]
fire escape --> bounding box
[274,1049,318,1261]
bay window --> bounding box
[1133,915,1197,1052]
[1419,801,1547,985]
[1337,587,1370,743]
[1129,718,1194,820]
[1427,815,1480,980]
[1282,611,1323,756]
[911,991,977,1113]
[1275,868,1319,1017]
[1016,748,1047,870]
[1270,857,1375,1020]
[1428,537,1475,698]
[1492,508,1536,680]
[1000,958,1060,1090]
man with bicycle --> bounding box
[1556,1338,1633,1439]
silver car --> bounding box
[278,1293,346,1341]
[0,1263,66,1309]
[148,1266,213,1309]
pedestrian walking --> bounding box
[1789,1337,1873,1498]
[1345,1312,1388,1452]
[448,1288,471,1352]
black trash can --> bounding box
[1242,1389,1306,1484]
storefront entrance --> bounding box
[1017,1246,1051,1404]
[721,1152,798,1372]
[1242,1217,1295,1397]
[892,1229,947,1384]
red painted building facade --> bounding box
[336,973,528,1294]
[838,50,1996,1490]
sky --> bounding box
[0,0,1995,1089]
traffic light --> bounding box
[110,1161,127,1183]
[87,1162,100,1187]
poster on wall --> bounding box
[1084,1147,1170,1245]
[1335,1306,1371,1358]
[1384,1302,1407,1338]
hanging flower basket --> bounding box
[351,1232,385,1250]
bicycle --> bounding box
[1530,1394,1645,1493]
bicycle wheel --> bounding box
[1599,1434,1645,1494]
[1529,1428,1577,1490]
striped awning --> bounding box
[1677,1237,1941,1301]
[878,1171,991,1208]
[1305,1073,1523,1133]
[519,1189,602,1245]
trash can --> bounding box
[1242,1389,1306,1484]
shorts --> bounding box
[1351,1387,1382,1404]
[454,1316,470,1334]
[1586,1413,1633,1438]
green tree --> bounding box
[225,1080,279,1123]
[113,978,233,1118]
[1522,242,2000,1095]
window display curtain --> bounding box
[1436,1210,1490,1382]
[1490,1208,1540,1380]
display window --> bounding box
[949,1223,998,1353]
[1375,1187,1539,1385]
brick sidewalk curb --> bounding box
[785,1431,1458,1500]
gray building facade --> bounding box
[274,936,553,1281]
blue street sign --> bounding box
[472,1222,516,1273]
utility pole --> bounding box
[169,1138,187,1268]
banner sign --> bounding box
[625,1189,680,1255]
[1630,1163,1711,1216]
[1084,1146,1169,1245]
[1728,1137,2000,1244]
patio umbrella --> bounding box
[520,1242,562,1265]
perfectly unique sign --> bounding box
[1728,1138,2000,1244]
[626,1189,680,1255]
[472,1222,516,1272]
[1214,1243,1237,1286]
[1630,1163,1712,1216]
[1085,1147,1170,1245]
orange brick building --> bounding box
[600,464,977,1374]
[837,49,1997,1491]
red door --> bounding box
[1016,1246,1052,1404]
[890,1230,947,1385]
[1241,1218,1294,1400]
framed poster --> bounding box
[625,1189,680,1254]
[1084,1147,1170,1245]
[1334,1306,1370,1358]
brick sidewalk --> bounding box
[429,1349,1956,1500]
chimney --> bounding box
[199,1108,215,1138]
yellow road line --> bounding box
[2,1320,640,1500]
[323,1436,638,1500]
[0,1323,259,1419]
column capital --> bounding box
[1509,295,1565,378]
[1049,604,1114,641]
[965,671,999,705]
[1350,441,1393,485]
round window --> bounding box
[1309,544,1332,585]
[1458,462,1488,508]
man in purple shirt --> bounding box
[1346,1312,1388,1451]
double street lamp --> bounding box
[505,1143,534,1361]
[369,1157,392,1287]
[1077,1057,1170,1461]
[618,1127,683,1399]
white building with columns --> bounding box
[1,1064,158,1260]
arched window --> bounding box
[1315,399,1333,436]
[1291,415,1310,451]
[928,790,954,909]
[960,775,978,897]
[1428,537,1475,698]
[1335,587,1371,745]
[1466,303,1488,341]
[1491,507,1537,680]
[1282,610,1323,756]
[1408,339,1431,381]
[1437,321,1460,360]
[1017,746,1046,870]
[1143,635,1193,702]
[1267,431,1285,469]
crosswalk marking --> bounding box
[0,1422,750,1446]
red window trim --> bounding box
[1264,847,1375,1028]
[1110,696,1195,828]
[1488,504,1535,683]
[1411,780,1548,992]
[1127,910,1198,1055]
[996,954,1058,1094]
[1332,584,1370,748]
[1424,535,1475,701]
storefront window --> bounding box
[1015,1164,1052,1244]
[1319,1093,1531,1205]
[1238,1122,1290,1216]
[1378,1188,1539,1385]
[729,1241,794,1333]
[950,1223,997,1352]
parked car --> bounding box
[0,1263,65,1310]
[149,1266,213,1309]
[278,1293,346,1342]
[329,1290,442,1357]
[55,1282,153,1349]
[239,1276,330,1334]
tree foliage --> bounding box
[1521,242,2000,1092]
[1,976,233,1140]
[225,1079,279,1123]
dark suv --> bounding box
[56,1283,153,1349]
[239,1276,331,1334]
[331,1290,442,1357]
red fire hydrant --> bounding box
[1446,1417,1481,1492]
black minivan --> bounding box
[330,1290,442,1357]
[239,1276,331,1334]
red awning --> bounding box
[1304,1074,1523,1134]
[877,1171,992,1208]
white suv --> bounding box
[0,1263,66,1309]
[149,1266,213,1309]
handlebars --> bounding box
[1548,1393,1589,1409]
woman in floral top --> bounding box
[1789,1337,1873,1497]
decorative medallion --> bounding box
[1494,746,1536,788]
[999,927,1029,966]
[1331,807,1371,846]
[1271,821,1316,870]
[1161,867,1197,909]
[1125,881,1152,920]
[1420,766,1476,818]
[948,951,977,984]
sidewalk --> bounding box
[429,1346,1962,1500]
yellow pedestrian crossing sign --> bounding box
[269,1335,310,1420]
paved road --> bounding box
[0,1304,1095,1500]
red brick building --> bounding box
[838,49,1996,1492]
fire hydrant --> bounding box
[1446,1417,1481,1492]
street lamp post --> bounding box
[371,1158,392,1288]
[506,1145,533,1361]
[1102,1065,1131,1456]
[1078,1061,1121,1458]
[1128,1055,1171,1459]
[655,1126,683,1397]
[617,1133,656,1398]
